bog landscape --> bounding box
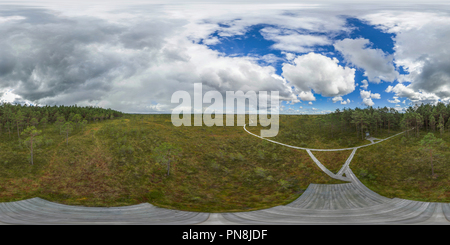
[1,103,449,213]
[2,1,450,225]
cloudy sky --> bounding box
[1,1,450,114]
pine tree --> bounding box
[63,122,73,145]
[429,114,436,132]
[21,126,43,165]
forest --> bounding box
[316,102,450,140]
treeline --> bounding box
[320,102,450,140]
[0,103,124,138]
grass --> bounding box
[1,114,449,211]
[311,150,354,174]
[246,115,404,150]
[0,114,344,212]
[352,131,450,202]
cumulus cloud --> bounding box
[308,102,313,105]
[0,6,300,113]
[282,52,356,98]
[332,96,351,105]
[260,27,331,53]
[341,98,351,105]
[363,10,450,104]
[334,38,398,83]
[298,90,316,101]
[258,53,284,65]
[282,52,296,61]
[3,3,450,113]
[385,83,440,105]
[332,96,343,103]
[360,79,369,89]
[360,90,381,106]
[388,96,401,103]
[370,92,381,99]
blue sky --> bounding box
[204,17,408,114]
[0,2,450,114]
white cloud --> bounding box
[259,53,283,65]
[308,102,313,105]
[0,6,310,113]
[282,52,355,98]
[0,16,25,23]
[371,93,381,99]
[385,85,394,93]
[202,36,220,45]
[260,27,331,53]
[384,83,440,105]
[5,3,450,113]
[298,90,316,101]
[334,38,398,83]
[362,10,450,103]
[341,98,351,105]
[360,90,381,107]
[332,96,343,103]
[360,79,369,89]
[282,52,296,61]
[388,96,401,103]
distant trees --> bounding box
[323,103,450,141]
[0,103,124,166]
[351,110,369,140]
[0,103,123,139]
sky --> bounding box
[1,1,450,114]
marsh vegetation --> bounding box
[1,103,450,211]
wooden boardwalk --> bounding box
[1,169,449,224]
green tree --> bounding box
[152,142,181,176]
[351,111,362,139]
[429,114,436,132]
[55,116,66,135]
[63,122,73,145]
[30,117,39,128]
[81,119,88,131]
[72,114,82,128]
[21,126,43,165]
[447,117,450,132]
[40,116,48,129]
[419,133,445,177]
[438,114,445,136]
[373,111,381,135]
[14,110,24,140]
[4,121,11,138]
[414,113,423,138]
